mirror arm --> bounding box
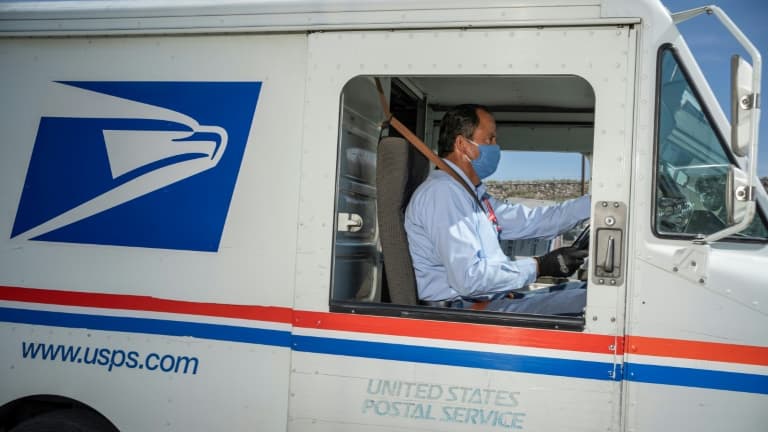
[670,6,713,24]
[695,202,755,244]
[672,6,761,65]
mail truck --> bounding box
[0,0,765,430]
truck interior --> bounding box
[330,75,595,328]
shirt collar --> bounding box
[441,159,485,198]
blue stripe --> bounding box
[0,307,291,347]
[626,363,768,395]
[292,334,619,381]
[4,307,766,395]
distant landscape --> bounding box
[485,180,587,202]
[486,177,768,202]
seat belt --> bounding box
[374,78,499,311]
[374,78,486,213]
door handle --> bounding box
[593,201,626,285]
[604,236,615,273]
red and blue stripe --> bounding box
[1,286,766,395]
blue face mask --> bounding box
[468,139,501,179]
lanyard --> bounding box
[482,196,502,237]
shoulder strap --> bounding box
[374,78,486,212]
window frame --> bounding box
[329,300,585,330]
[329,74,595,331]
[651,43,768,243]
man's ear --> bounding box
[454,135,466,154]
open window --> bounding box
[331,75,595,329]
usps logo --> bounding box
[11,81,262,252]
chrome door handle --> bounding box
[604,236,615,273]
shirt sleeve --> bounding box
[490,194,591,241]
[408,180,538,299]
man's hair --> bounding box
[437,104,490,157]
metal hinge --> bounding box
[735,185,756,201]
[739,92,757,110]
[610,362,624,382]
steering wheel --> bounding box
[572,223,590,251]
[571,224,590,281]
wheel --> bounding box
[10,409,117,432]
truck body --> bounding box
[0,0,766,431]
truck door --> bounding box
[290,24,638,431]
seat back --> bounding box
[376,137,428,305]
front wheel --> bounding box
[10,409,117,432]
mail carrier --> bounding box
[0,0,766,431]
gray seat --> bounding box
[376,137,428,305]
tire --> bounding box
[10,409,117,432]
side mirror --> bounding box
[725,165,750,225]
[730,55,755,157]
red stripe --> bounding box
[0,286,292,323]
[4,286,767,366]
[294,310,619,355]
[626,335,768,367]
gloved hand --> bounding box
[535,247,588,278]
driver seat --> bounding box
[376,137,428,305]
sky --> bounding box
[489,0,767,180]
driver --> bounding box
[404,104,591,314]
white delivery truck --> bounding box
[0,0,765,431]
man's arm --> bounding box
[491,194,590,241]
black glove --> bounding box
[535,247,588,278]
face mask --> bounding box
[467,139,501,179]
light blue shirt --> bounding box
[404,159,590,302]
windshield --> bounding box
[655,47,767,240]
